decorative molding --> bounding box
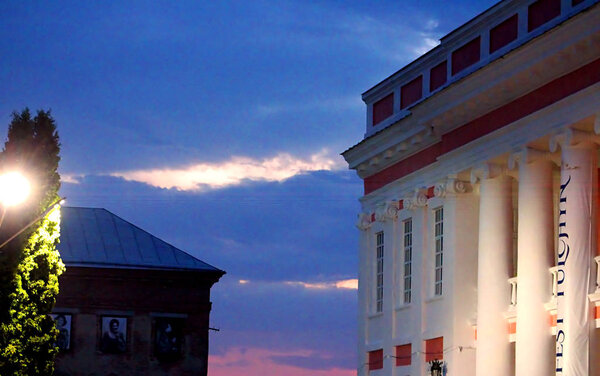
[470,162,504,184]
[355,213,372,231]
[375,201,399,222]
[549,127,600,152]
[508,147,556,169]
[403,189,428,210]
[434,178,471,198]
[594,112,600,135]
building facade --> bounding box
[342,0,600,375]
[53,207,224,376]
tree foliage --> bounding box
[0,109,64,375]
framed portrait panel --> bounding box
[100,316,127,354]
[51,313,72,351]
[154,317,184,362]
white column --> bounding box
[471,163,513,376]
[356,213,372,376]
[375,201,399,374]
[511,148,555,376]
[550,129,598,376]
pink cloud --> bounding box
[209,347,354,376]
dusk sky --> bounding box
[0,1,497,375]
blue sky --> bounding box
[0,1,497,374]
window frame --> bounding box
[433,207,444,296]
[375,231,384,313]
[402,218,413,304]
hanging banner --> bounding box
[556,145,594,375]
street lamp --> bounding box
[0,171,31,228]
[0,171,65,250]
[0,171,30,208]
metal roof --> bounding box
[58,207,222,273]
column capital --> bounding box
[508,147,557,169]
[434,177,471,198]
[403,188,428,210]
[374,201,399,222]
[470,162,505,184]
[355,212,372,231]
[549,127,600,152]
[593,113,600,135]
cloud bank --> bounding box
[237,278,358,290]
[109,150,345,191]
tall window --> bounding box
[376,231,384,312]
[403,219,413,304]
[434,208,444,296]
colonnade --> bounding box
[474,128,599,376]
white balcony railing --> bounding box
[508,277,518,308]
[508,258,600,309]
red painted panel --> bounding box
[528,0,561,32]
[398,200,404,210]
[430,61,447,92]
[368,349,384,370]
[451,37,481,76]
[425,337,443,362]
[508,321,517,334]
[441,57,600,154]
[363,58,600,194]
[364,143,442,194]
[426,186,435,198]
[595,306,600,319]
[572,0,585,5]
[549,314,557,327]
[373,93,394,126]
[401,76,423,109]
[490,14,519,53]
[396,344,411,366]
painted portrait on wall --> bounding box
[100,316,127,354]
[154,318,183,361]
[51,313,72,351]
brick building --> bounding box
[53,207,224,376]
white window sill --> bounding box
[425,294,444,304]
[368,311,384,319]
[395,303,412,311]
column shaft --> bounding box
[515,159,554,376]
[476,174,513,376]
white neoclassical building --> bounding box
[342,0,600,375]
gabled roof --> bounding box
[58,207,223,273]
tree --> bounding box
[0,109,64,375]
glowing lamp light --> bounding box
[0,172,31,207]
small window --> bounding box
[425,336,444,362]
[403,219,413,304]
[396,343,412,366]
[376,231,384,312]
[434,208,444,296]
[368,349,384,370]
[372,94,394,126]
